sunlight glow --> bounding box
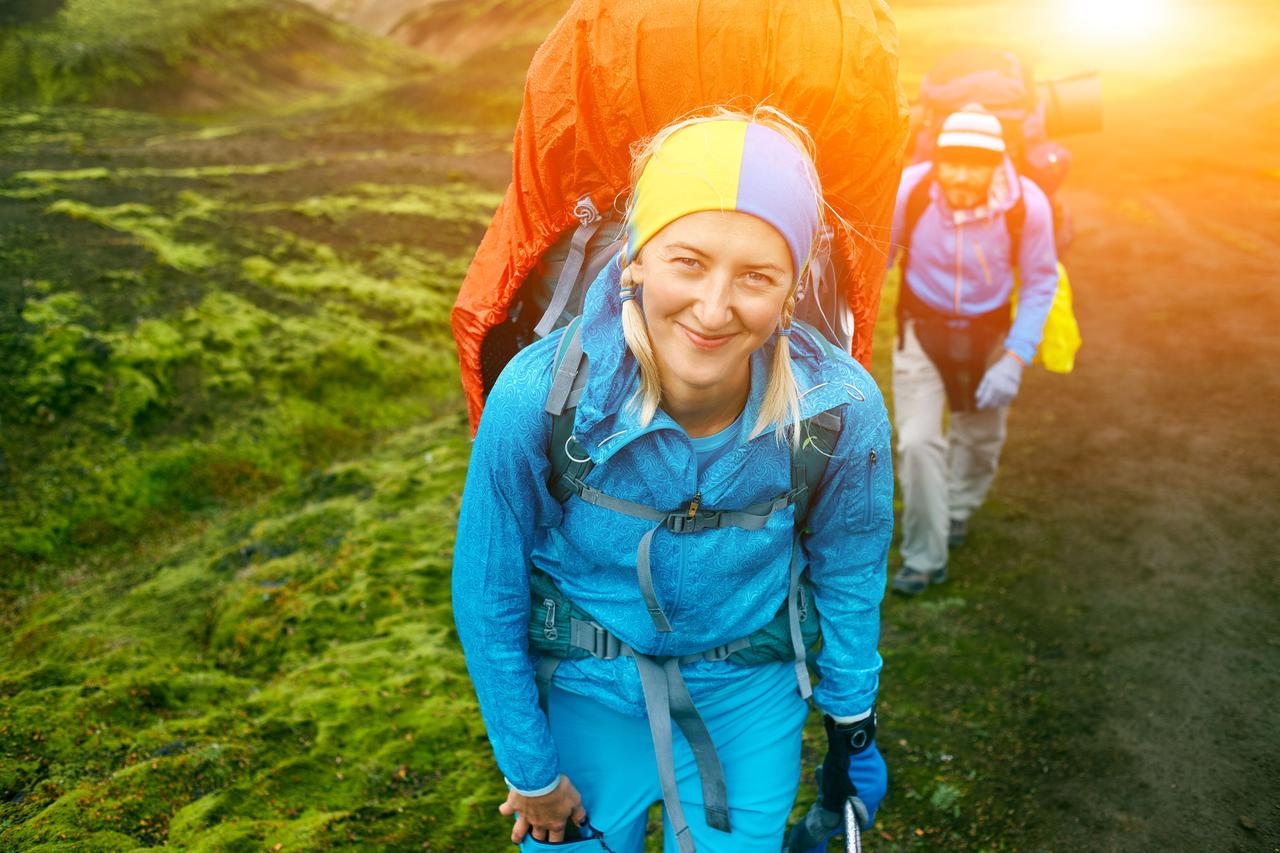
[1057,0,1173,43]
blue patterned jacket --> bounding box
[452,261,893,792]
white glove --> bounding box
[974,352,1024,410]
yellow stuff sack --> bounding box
[1012,262,1081,374]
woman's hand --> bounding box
[499,774,588,844]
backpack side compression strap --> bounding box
[533,203,605,339]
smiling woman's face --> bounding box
[630,209,794,399]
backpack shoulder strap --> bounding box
[545,315,588,416]
[898,168,935,350]
[792,411,841,533]
[545,316,594,502]
[900,167,935,278]
[1004,183,1027,264]
[788,322,845,531]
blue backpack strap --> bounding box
[785,323,845,699]
[898,167,935,351]
[899,166,935,280]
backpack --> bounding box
[907,48,1082,252]
[451,0,909,435]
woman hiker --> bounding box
[452,107,892,852]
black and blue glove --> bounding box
[785,711,887,853]
[846,741,887,823]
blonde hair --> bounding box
[619,104,828,447]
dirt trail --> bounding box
[988,43,1280,851]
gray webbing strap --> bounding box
[633,654,731,852]
[565,362,589,410]
[786,537,813,699]
[569,481,799,632]
[567,618,750,666]
[573,483,667,521]
[545,323,585,416]
[574,482,796,531]
[534,656,560,711]
[534,217,605,339]
[664,657,731,833]
[704,494,795,531]
[569,618,626,660]
[694,636,751,662]
[636,525,674,632]
[554,620,760,850]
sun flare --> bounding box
[1058,0,1174,43]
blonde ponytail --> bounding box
[618,265,663,425]
[751,295,804,448]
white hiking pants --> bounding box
[892,322,1008,572]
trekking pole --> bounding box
[843,796,862,853]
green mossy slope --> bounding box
[0,103,513,847]
[0,0,422,112]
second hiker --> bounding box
[887,104,1060,595]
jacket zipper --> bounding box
[863,449,877,526]
[953,222,964,313]
[973,241,992,287]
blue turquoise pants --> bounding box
[520,662,809,853]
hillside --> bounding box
[0,0,423,112]
[300,0,571,62]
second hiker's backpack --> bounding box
[906,48,1102,254]
[452,0,909,433]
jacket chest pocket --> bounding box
[847,445,890,532]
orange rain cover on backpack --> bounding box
[452,0,908,431]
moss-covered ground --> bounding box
[0,99,522,849]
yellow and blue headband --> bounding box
[625,120,821,281]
